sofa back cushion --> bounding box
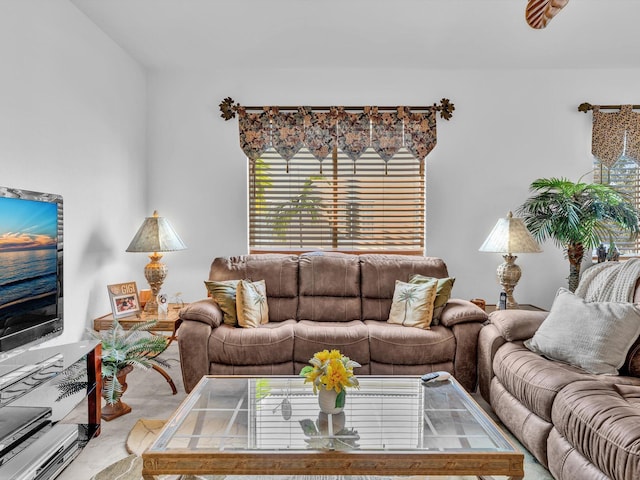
[360,254,449,320]
[297,252,361,321]
[208,255,298,322]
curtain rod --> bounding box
[578,102,640,113]
[219,97,455,121]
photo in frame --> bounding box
[107,281,141,319]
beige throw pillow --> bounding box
[236,279,269,328]
[204,280,240,326]
[388,279,438,329]
[524,288,640,375]
[409,274,455,326]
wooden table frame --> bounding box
[142,375,524,480]
[143,451,523,479]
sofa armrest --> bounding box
[439,299,488,327]
[451,321,483,392]
[177,319,213,393]
[489,309,548,342]
[477,323,507,402]
[179,298,223,328]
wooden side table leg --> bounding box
[87,343,102,437]
[152,364,177,395]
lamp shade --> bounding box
[479,211,542,254]
[126,211,187,253]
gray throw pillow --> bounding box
[524,288,640,375]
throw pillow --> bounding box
[388,279,438,329]
[409,274,455,326]
[524,288,640,375]
[204,280,240,326]
[236,279,269,328]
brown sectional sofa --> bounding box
[478,302,640,480]
[177,252,488,393]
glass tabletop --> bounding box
[149,375,516,455]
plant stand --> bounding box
[102,364,133,421]
[101,399,132,421]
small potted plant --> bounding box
[300,349,360,414]
[89,319,170,421]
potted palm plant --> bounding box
[517,177,640,292]
[89,319,169,421]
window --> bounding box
[589,104,640,256]
[249,147,424,254]
[229,101,453,254]
[594,155,640,255]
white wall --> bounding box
[147,67,640,309]
[0,0,147,345]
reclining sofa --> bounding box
[177,252,487,393]
[478,280,640,480]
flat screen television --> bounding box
[0,187,63,353]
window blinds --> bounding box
[594,157,640,255]
[249,148,424,254]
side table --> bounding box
[93,304,185,395]
[484,303,546,313]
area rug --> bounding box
[91,419,221,480]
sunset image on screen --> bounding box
[0,197,58,310]
[0,197,57,252]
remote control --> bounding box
[421,371,451,384]
[499,291,507,310]
[421,372,439,382]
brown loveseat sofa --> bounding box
[177,252,487,393]
[478,289,640,480]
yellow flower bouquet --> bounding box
[300,349,361,409]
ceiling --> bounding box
[70,0,640,71]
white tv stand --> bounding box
[0,341,101,480]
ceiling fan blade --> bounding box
[526,0,570,29]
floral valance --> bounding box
[236,106,438,163]
[220,98,453,164]
[591,105,640,168]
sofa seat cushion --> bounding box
[208,362,294,376]
[552,380,640,480]
[493,342,592,422]
[208,320,295,366]
[365,320,455,365]
[369,360,453,375]
[293,320,370,367]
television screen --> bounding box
[0,187,63,353]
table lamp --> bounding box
[479,211,542,309]
[126,211,187,313]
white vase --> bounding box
[318,387,344,414]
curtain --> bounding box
[592,105,640,167]
[238,106,439,165]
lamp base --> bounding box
[144,299,159,314]
[143,252,167,315]
[496,254,522,310]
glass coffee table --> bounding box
[142,375,524,479]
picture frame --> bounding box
[107,281,141,319]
